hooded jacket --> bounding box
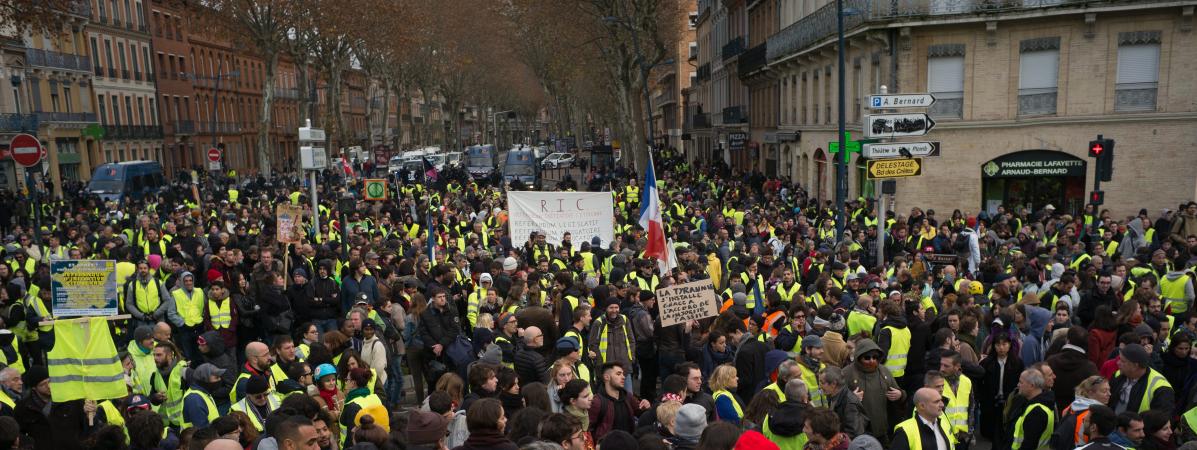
[1121,219,1148,260]
[1046,344,1098,410]
[842,339,904,440]
[1169,210,1197,246]
[1161,270,1195,306]
[198,330,236,402]
[875,316,908,368]
[763,400,808,449]
[1019,305,1051,365]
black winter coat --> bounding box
[514,346,549,385]
[419,304,461,357]
[309,276,341,320]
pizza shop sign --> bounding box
[981,150,1086,178]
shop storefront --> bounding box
[981,149,1086,216]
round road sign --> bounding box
[10,134,43,168]
[207,147,222,162]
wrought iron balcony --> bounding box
[36,112,97,123]
[103,125,164,140]
[722,105,747,124]
[0,114,39,133]
[273,87,299,99]
[737,42,767,78]
[692,113,711,129]
[25,48,91,72]
[165,120,196,135]
[721,36,745,61]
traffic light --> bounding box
[1087,135,1115,182]
[1090,190,1104,205]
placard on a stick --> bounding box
[51,260,118,317]
[276,204,304,244]
[656,279,721,327]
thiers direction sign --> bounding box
[869,94,936,109]
[864,113,937,139]
[862,142,941,159]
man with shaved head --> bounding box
[515,326,549,384]
[205,439,244,450]
[153,321,172,343]
[891,387,952,450]
[231,341,275,403]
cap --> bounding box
[732,292,747,306]
[1120,343,1150,367]
[407,410,451,446]
[192,363,227,381]
[365,251,380,260]
[1044,204,1056,210]
[503,256,518,271]
[479,273,493,283]
[556,336,580,351]
[126,394,151,410]
[802,335,824,349]
[846,272,859,281]
[1134,323,1154,338]
[355,293,370,305]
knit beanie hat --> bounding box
[674,403,708,441]
[735,430,779,450]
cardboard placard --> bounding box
[656,279,720,327]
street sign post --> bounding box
[207,147,222,171]
[866,157,923,179]
[862,141,941,159]
[10,134,42,168]
[863,113,937,139]
[869,94,936,109]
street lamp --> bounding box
[489,109,514,149]
[179,61,239,173]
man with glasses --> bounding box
[540,413,588,450]
[230,375,278,432]
[843,338,906,445]
[774,304,808,353]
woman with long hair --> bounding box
[1055,376,1112,449]
[978,332,1023,447]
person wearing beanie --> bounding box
[127,325,157,397]
[798,334,827,405]
[406,410,450,450]
[170,271,207,362]
[230,374,277,432]
[588,296,635,388]
[1109,343,1174,414]
[673,403,708,448]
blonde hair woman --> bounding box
[708,364,744,425]
[1059,375,1112,448]
[547,358,576,413]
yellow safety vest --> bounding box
[797,360,826,406]
[597,315,633,364]
[46,317,127,402]
[740,273,765,309]
[762,382,787,402]
[764,414,808,450]
[775,282,802,305]
[340,393,384,438]
[0,339,24,374]
[882,325,912,377]
[153,361,187,427]
[1183,405,1197,440]
[943,375,972,433]
[1012,403,1055,450]
[208,299,232,329]
[847,310,877,338]
[172,288,205,327]
[1134,369,1173,412]
[0,389,14,410]
[127,340,156,396]
[713,389,743,421]
[894,415,956,450]
[1160,274,1192,314]
[181,388,218,430]
[466,288,487,329]
[231,393,280,431]
[228,189,240,203]
[133,279,161,315]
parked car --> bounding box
[541,152,575,169]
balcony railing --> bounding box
[738,42,768,78]
[722,105,747,124]
[36,112,97,123]
[197,121,241,134]
[122,69,130,79]
[25,48,91,72]
[103,125,164,140]
[164,120,196,135]
[692,113,711,129]
[108,67,117,78]
[721,36,745,61]
[0,114,39,133]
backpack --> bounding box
[953,233,970,253]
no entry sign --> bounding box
[207,147,222,162]
[10,134,42,167]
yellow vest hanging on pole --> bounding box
[48,317,128,402]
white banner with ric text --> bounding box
[507,191,615,251]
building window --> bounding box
[111,95,121,125]
[50,86,60,112]
[927,45,965,119]
[125,96,134,124]
[149,98,157,125]
[90,38,100,72]
[1018,37,1059,116]
[131,45,140,77]
[63,87,71,112]
[138,97,146,125]
[118,42,127,73]
[1115,31,1160,112]
[97,96,107,125]
[104,40,115,70]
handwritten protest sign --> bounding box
[51,260,118,317]
[657,279,720,327]
[276,204,304,244]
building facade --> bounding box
[87,0,164,168]
[767,0,1197,217]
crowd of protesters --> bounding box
[0,147,1192,450]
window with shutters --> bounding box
[1115,32,1160,112]
[1018,38,1059,116]
[927,44,964,119]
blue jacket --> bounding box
[181,386,214,429]
[341,274,380,310]
[1019,305,1052,365]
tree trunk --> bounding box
[297,62,311,125]
[257,50,278,177]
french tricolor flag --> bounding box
[639,154,669,274]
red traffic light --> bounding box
[1090,190,1105,205]
[1089,141,1105,157]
